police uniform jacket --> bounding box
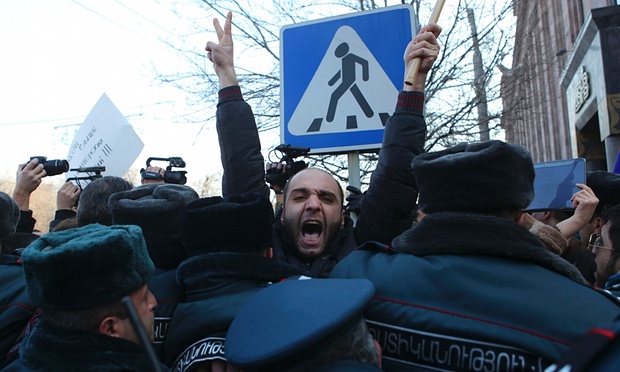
[331,211,620,371]
[163,252,303,370]
[216,86,426,277]
[4,320,170,371]
[149,268,184,362]
[0,256,35,368]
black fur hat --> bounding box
[413,140,535,214]
[0,192,20,239]
[108,184,199,269]
[21,224,154,311]
[183,192,274,256]
[587,171,620,216]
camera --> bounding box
[265,144,311,188]
[140,157,187,185]
[29,156,70,177]
[68,166,106,207]
[69,166,106,184]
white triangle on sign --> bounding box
[288,25,399,136]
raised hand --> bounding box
[205,11,237,88]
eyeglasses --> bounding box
[587,234,614,252]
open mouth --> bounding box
[301,221,323,243]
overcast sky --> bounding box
[0,0,230,184]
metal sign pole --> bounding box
[347,151,361,224]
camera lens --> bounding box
[43,159,70,177]
[164,171,187,185]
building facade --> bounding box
[503,0,620,171]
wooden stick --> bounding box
[404,0,447,86]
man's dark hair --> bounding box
[602,205,620,249]
[280,318,378,372]
[282,168,344,208]
[42,299,127,332]
[77,176,133,227]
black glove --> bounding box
[266,166,288,190]
[345,185,365,215]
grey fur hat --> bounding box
[21,224,154,311]
[0,192,20,239]
[413,140,535,214]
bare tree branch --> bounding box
[153,0,514,187]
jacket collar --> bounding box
[387,211,585,283]
[19,321,156,371]
[176,252,303,300]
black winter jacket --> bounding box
[216,86,426,277]
[163,252,303,370]
[331,212,620,371]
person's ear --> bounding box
[280,206,285,223]
[594,216,604,232]
[515,212,526,225]
[98,316,124,338]
[263,247,273,259]
[341,210,346,227]
[373,339,382,369]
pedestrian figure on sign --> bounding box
[326,42,374,123]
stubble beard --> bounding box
[282,219,343,261]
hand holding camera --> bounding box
[141,166,166,185]
[12,158,47,211]
[28,156,70,177]
[265,162,287,194]
[265,144,310,192]
[140,157,187,185]
[57,181,81,211]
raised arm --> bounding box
[207,12,269,198]
[355,23,441,245]
[556,183,599,238]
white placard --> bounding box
[66,93,144,179]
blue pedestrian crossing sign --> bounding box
[280,4,418,154]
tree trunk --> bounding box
[467,8,490,142]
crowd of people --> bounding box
[1,10,620,372]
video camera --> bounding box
[265,144,311,188]
[29,156,70,177]
[140,157,187,185]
